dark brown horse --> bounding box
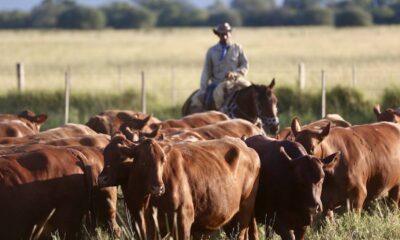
[182,79,279,135]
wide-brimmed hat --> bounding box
[213,22,232,35]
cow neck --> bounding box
[66,148,94,211]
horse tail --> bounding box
[181,89,199,117]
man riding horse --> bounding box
[190,22,251,112]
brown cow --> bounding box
[0,144,119,239]
[161,119,263,140]
[245,135,339,240]
[86,110,161,135]
[373,104,400,123]
[0,123,98,145]
[276,114,351,140]
[291,118,400,217]
[99,135,260,240]
[0,110,48,137]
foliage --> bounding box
[102,3,156,29]
[335,6,373,27]
[0,11,29,29]
[381,87,400,109]
[57,6,106,29]
[29,0,73,28]
[372,7,396,24]
[299,7,334,25]
[208,9,243,26]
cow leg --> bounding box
[388,186,400,205]
[274,225,295,240]
[350,185,367,213]
[247,217,259,240]
[176,205,194,240]
[293,226,307,240]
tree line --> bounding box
[0,0,400,29]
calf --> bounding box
[0,110,47,137]
[292,118,400,217]
[245,135,339,240]
[373,104,400,123]
[99,135,260,239]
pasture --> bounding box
[1,26,400,103]
[1,27,400,240]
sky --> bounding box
[0,0,230,11]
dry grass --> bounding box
[0,26,400,103]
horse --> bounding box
[182,79,279,135]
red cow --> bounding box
[0,110,47,137]
[292,118,400,218]
[99,135,260,239]
[245,135,339,240]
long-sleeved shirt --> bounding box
[200,42,249,93]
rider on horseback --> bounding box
[191,22,251,112]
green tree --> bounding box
[57,6,106,29]
[30,0,74,28]
[0,11,29,29]
[103,3,156,29]
[208,9,243,26]
[231,0,275,25]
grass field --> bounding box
[1,26,400,104]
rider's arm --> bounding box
[200,50,213,93]
[233,44,249,78]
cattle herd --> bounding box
[0,103,400,240]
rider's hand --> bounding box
[225,71,236,80]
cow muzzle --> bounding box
[309,203,322,215]
[150,184,165,197]
[98,174,109,187]
[261,117,280,135]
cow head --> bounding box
[86,115,110,134]
[17,110,48,132]
[291,117,331,155]
[373,104,400,123]
[280,147,340,224]
[117,112,153,131]
[131,139,171,197]
[99,133,136,187]
[119,124,162,142]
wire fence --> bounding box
[2,62,400,106]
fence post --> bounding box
[141,71,146,114]
[352,65,357,88]
[16,62,25,92]
[321,70,326,118]
[64,69,71,124]
[171,66,177,105]
[298,63,305,90]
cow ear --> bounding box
[373,104,381,118]
[319,122,331,141]
[32,114,48,124]
[291,117,301,137]
[144,125,161,139]
[268,78,275,89]
[279,146,292,166]
[322,151,340,172]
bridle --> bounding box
[220,87,279,133]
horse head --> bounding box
[223,79,279,135]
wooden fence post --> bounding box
[141,71,146,114]
[321,70,326,118]
[298,63,305,90]
[64,69,71,124]
[352,65,357,88]
[16,62,25,92]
